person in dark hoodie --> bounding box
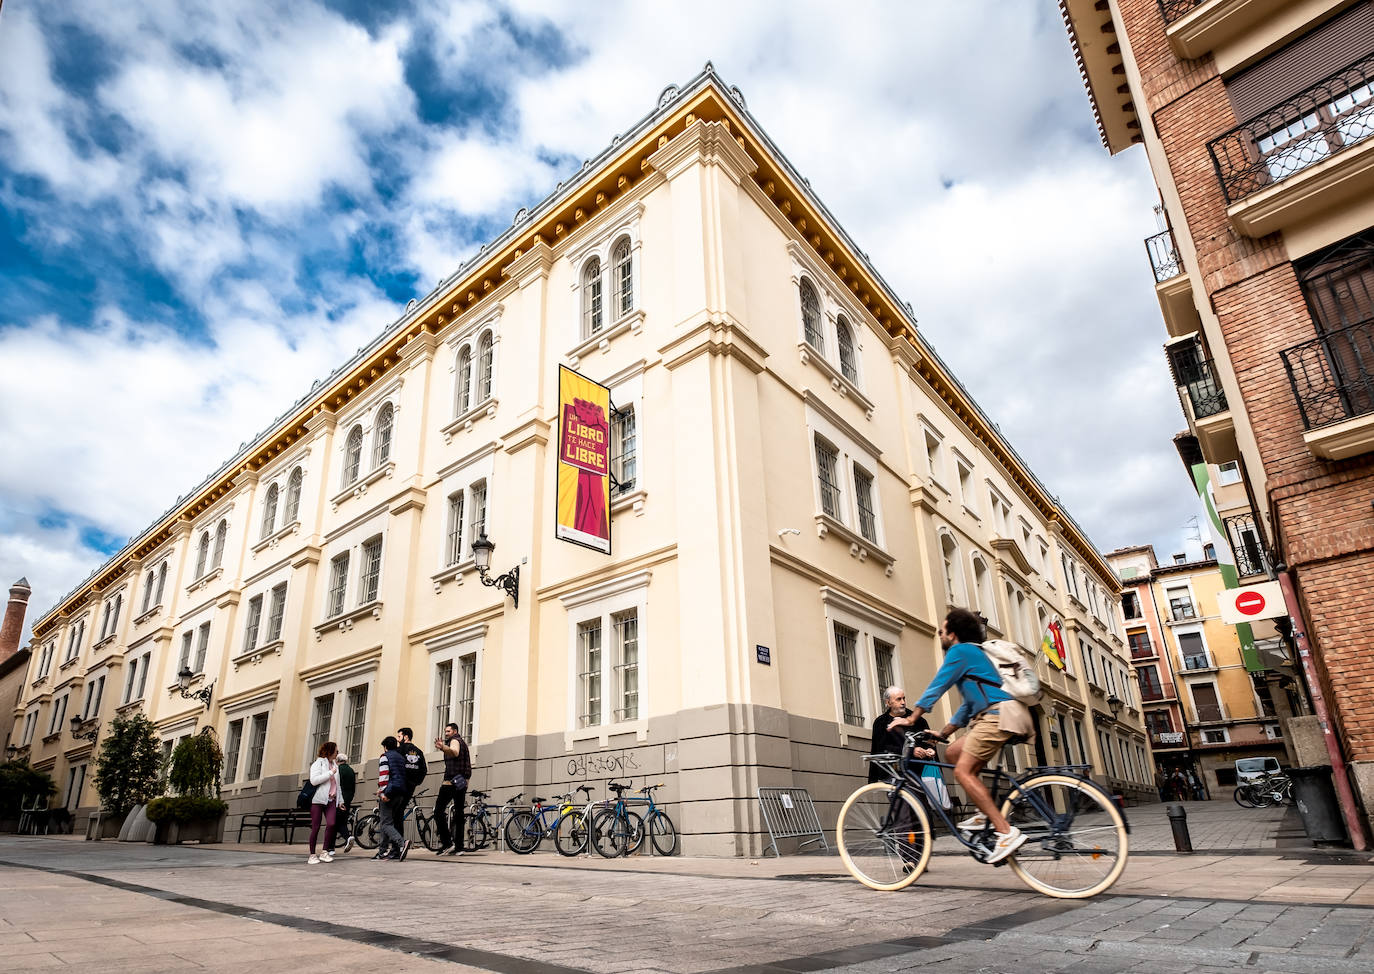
[374,736,411,861]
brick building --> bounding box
[1060,0,1374,841]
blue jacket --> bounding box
[914,642,1012,728]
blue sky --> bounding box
[0,1,1203,642]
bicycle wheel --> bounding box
[646,811,678,856]
[466,814,493,851]
[353,814,379,850]
[1250,785,1275,808]
[836,782,931,891]
[417,813,442,853]
[554,811,589,857]
[504,810,542,854]
[591,809,643,858]
[1001,773,1128,899]
[1233,785,1255,808]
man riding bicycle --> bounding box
[905,607,1033,864]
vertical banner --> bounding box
[1189,462,1260,671]
[556,365,612,554]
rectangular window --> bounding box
[956,460,974,510]
[223,719,244,785]
[1167,588,1196,621]
[1202,729,1229,744]
[1217,460,1242,485]
[1179,632,1210,670]
[359,536,383,605]
[1121,593,1140,619]
[1128,631,1153,658]
[445,492,465,567]
[245,713,269,781]
[327,553,349,617]
[874,639,896,692]
[470,481,488,541]
[243,596,263,653]
[344,686,368,761]
[457,654,477,742]
[137,652,151,700]
[815,438,842,518]
[1137,666,1163,701]
[853,467,877,542]
[194,622,210,673]
[577,620,602,728]
[311,694,334,761]
[613,609,639,721]
[924,429,942,484]
[266,583,287,642]
[611,407,637,496]
[87,675,105,718]
[433,660,453,739]
[48,694,68,735]
[1191,681,1223,722]
[833,622,863,726]
[21,711,38,746]
[1145,709,1173,737]
[65,764,85,810]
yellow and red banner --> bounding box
[556,366,612,554]
[1041,618,1066,670]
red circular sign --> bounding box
[1236,591,1266,616]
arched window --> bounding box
[477,332,494,402]
[972,555,996,628]
[940,533,965,607]
[156,562,168,606]
[456,347,473,415]
[195,532,210,578]
[836,315,858,384]
[582,258,603,337]
[110,594,121,633]
[800,279,823,351]
[212,519,227,568]
[142,569,156,614]
[372,403,394,468]
[612,237,633,318]
[284,467,302,523]
[261,484,279,539]
[1037,605,1049,649]
[343,425,363,485]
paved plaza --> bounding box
[0,800,1370,974]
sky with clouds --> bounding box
[0,0,1206,644]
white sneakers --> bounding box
[307,854,320,865]
[307,851,335,865]
[319,850,334,863]
[956,812,988,833]
[985,826,1027,864]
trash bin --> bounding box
[1287,766,1348,845]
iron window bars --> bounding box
[1145,228,1184,283]
[1281,313,1374,428]
[1208,52,1374,203]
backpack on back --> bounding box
[978,639,1043,706]
[401,742,428,789]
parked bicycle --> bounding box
[505,793,580,854]
[591,782,647,858]
[552,785,599,856]
[464,790,497,850]
[353,788,445,852]
[837,730,1129,899]
[1233,772,1291,808]
[626,783,678,856]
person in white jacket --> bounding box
[307,741,342,864]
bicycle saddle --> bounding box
[607,783,629,794]
[470,790,489,799]
[576,785,593,795]
[531,796,547,804]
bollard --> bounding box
[1167,803,1193,854]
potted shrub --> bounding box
[0,760,57,832]
[91,713,163,838]
[146,728,227,844]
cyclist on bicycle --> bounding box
[906,607,1032,864]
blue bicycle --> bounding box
[837,730,1129,898]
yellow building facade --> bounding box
[12,69,1150,853]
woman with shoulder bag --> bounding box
[306,741,342,864]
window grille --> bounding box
[614,609,639,721]
[372,404,393,468]
[194,622,210,673]
[446,492,465,567]
[874,639,895,692]
[223,720,244,785]
[815,438,841,517]
[243,596,263,653]
[800,280,823,350]
[583,258,603,337]
[311,694,334,760]
[245,714,269,781]
[854,467,877,542]
[613,238,633,317]
[836,316,858,383]
[359,536,383,605]
[457,654,477,742]
[456,347,473,414]
[611,407,637,495]
[477,333,494,402]
[266,583,287,642]
[577,620,602,727]
[470,481,487,540]
[834,623,863,725]
[285,467,302,523]
[178,631,192,672]
[261,484,279,538]
[344,426,363,484]
[327,553,349,617]
[433,660,453,739]
[344,686,368,761]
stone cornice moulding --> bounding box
[563,201,647,269]
[321,501,389,545]
[258,445,314,486]
[818,585,905,634]
[127,625,175,652]
[565,310,645,369]
[191,498,236,533]
[313,601,383,639]
[330,461,396,513]
[251,520,302,558]
[503,417,551,456]
[337,375,405,431]
[306,409,338,435]
[389,486,427,517]
[424,622,488,655]
[441,397,500,444]
[220,681,282,715]
[399,330,440,368]
[991,537,1036,578]
[647,118,757,187]
[301,647,383,689]
[436,440,502,482]
[813,513,896,575]
[442,302,505,351]
[797,343,876,419]
[231,638,283,669]
[802,389,881,459]
[559,570,653,610]
[659,314,768,375]
[291,545,323,570]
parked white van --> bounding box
[1235,756,1281,783]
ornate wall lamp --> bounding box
[69,714,100,743]
[471,532,520,609]
[177,667,215,710]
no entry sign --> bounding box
[1218,581,1286,624]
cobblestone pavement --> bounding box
[1,818,1371,974]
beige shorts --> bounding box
[962,709,1018,763]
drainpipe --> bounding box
[1276,566,1368,851]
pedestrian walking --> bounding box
[433,722,471,855]
[306,741,342,865]
[373,735,411,861]
[328,752,358,855]
[394,726,428,828]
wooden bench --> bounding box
[237,807,311,844]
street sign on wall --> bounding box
[1217,581,1285,624]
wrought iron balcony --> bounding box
[1145,228,1184,283]
[1208,52,1374,204]
[1194,703,1224,722]
[1223,513,1269,578]
[1281,315,1374,429]
[1168,341,1229,419]
[1157,0,1206,23]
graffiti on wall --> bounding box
[566,749,644,780]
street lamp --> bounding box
[177,667,215,710]
[69,714,99,743]
[471,532,520,609]
[4,744,19,760]
[1107,694,1124,720]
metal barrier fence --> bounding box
[757,787,827,857]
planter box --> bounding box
[154,813,226,845]
[84,812,125,840]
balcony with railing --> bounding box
[1168,339,1237,461]
[1169,597,1197,622]
[1209,52,1374,237]
[1145,228,1184,283]
[1281,315,1374,458]
[1158,0,1206,24]
[1224,513,1269,578]
[1182,651,1214,671]
[1151,730,1187,748]
[1194,703,1224,723]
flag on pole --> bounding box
[1041,618,1066,670]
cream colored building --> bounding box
[13,68,1149,854]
